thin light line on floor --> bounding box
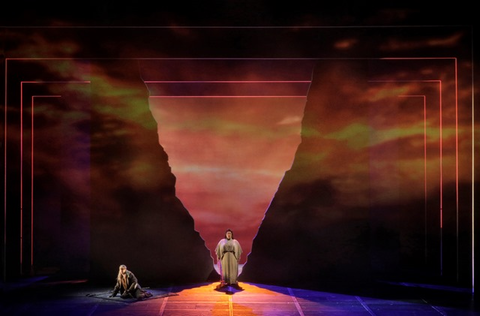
[422,298,448,315]
[229,295,233,316]
[355,296,377,316]
[288,287,305,316]
[158,286,173,316]
[86,302,99,316]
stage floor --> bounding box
[1,277,478,315]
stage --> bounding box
[1,277,478,315]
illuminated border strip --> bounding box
[29,95,62,271]
[18,80,90,274]
[368,55,462,283]
[370,78,444,275]
[144,79,311,98]
[145,80,310,98]
[398,95,428,264]
[149,95,306,98]
[144,80,311,83]
[381,60,460,270]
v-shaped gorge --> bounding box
[141,60,315,266]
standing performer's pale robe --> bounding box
[215,237,243,285]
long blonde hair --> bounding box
[117,264,127,283]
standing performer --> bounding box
[109,264,152,300]
[215,229,243,289]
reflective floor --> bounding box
[1,277,478,315]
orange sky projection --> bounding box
[142,60,315,262]
[149,97,306,262]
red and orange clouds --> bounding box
[144,60,315,261]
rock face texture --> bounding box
[242,60,372,289]
[87,60,214,285]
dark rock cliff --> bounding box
[242,60,372,290]
[89,60,213,285]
